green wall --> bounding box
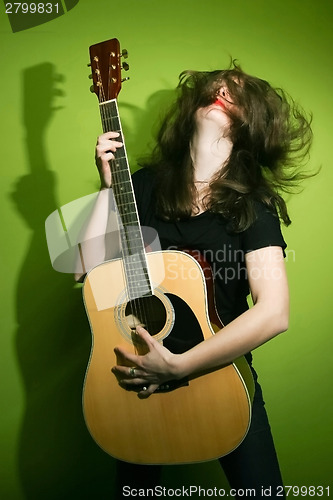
[0,1,332,498]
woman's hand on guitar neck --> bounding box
[112,326,180,398]
[95,131,123,189]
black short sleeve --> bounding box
[132,168,155,222]
[241,202,287,254]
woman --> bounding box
[94,65,312,497]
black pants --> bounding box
[218,366,285,498]
[115,367,285,499]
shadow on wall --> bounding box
[12,63,230,498]
[12,63,115,499]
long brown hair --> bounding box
[141,63,313,231]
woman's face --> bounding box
[215,86,234,108]
[194,85,235,133]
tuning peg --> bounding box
[122,62,129,71]
[88,74,93,79]
[121,49,128,59]
[90,85,95,93]
[121,77,130,83]
[87,63,91,67]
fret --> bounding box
[111,151,127,159]
[111,157,128,166]
[111,189,134,197]
[124,276,150,287]
[125,275,151,296]
[112,179,132,186]
[120,233,142,241]
[123,262,149,271]
[127,288,150,294]
[114,195,136,203]
[126,278,150,287]
[123,260,150,271]
[124,269,150,279]
[125,275,150,284]
[120,224,141,231]
[109,167,130,176]
[111,171,131,178]
[115,202,138,211]
[112,188,133,197]
[120,221,141,230]
[120,225,142,234]
[120,236,145,246]
[125,272,150,281]
[117,211,140,219]
[112,175,131,183]
[124,268,150,278]
[125,274,150,282]
[124,279,151,289]
[123,255,149,264]
[113,184,135,192]
[120,236,143,246]
[122,252,149,265]
[121,249,147,259]
[125,275,150,286]
[121,220,141,232]
[125,273,150,281]
[127,290,151,301]
[121,249,144,257]
[119,229,142,240]
[127,288,151,296]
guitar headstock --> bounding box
[88,38,129,102]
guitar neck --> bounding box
[99,99,153,299]
[99,99,138,233]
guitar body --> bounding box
[82,250,254,464]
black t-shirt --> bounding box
[132,168,286,326]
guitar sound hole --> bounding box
[124,295,167,336]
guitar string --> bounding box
[103,98,152,336]
[101,103,141,326]
[108,102,153,335]
[96,55,161,351]
[96,61,145,337]
[98,59,145,328]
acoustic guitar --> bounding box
[82,38,254,465]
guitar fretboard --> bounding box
[99,99,152,300]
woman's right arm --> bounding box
[74,132,123,282]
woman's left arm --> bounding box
[112,245,289,396]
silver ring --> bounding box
[129,367,136,378]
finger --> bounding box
[103,141,124,152]
[121,377,147,387]
[111,367,149,390]
[135,326,154,347]
[112,365,143,378]
[96,132,123,149]
[96,141,123,158]
[97,152,114,165]
[114,347,140,366]
[97,131,121,142]
[138,383,159,399]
